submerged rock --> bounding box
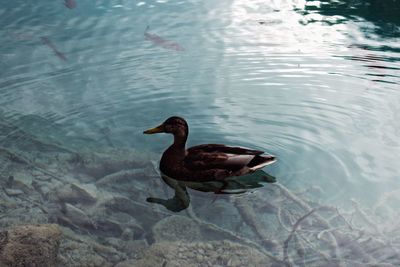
[104,196,168,227]
[95,169,148,187]
[56,183,97,205]
[122,239,148,257]
[92,218,123,237]
[3,188,24,197]
[68,150,149,180]
[121,228,134,241]
[118,240,275,267]
[152,215,202,243]
[95,211,145,239]
[58,236,108,267]
[115,259,138,267]
[3,172,33,194]
[0,224,62,267]
[58,203,96,229]
[58,226,129,267]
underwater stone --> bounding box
[115,260,137,267]
[121,240,148,258]
[4,188,24,197]
[69,150,149,180]
[152,215,202,243]
[104,237,122,249]
[104,196,167,227]
[112,213,144,237]
[58,236,108,267]
[56,183,97,205]
[196,254,204,262]
[33,174,52,181]
[109,211,136,224]
[31,180,51,198]
[4,173,33,194]
[121,228,134,241]
[93,208,144,239]
[127,240,274,267]
[59,203,95,229]
[92,242,122,262]
[95,169,147,187]
[105,196,136,213]
[0,224,62,267]
[93,218,123,237]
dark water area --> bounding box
[0,0,400,266]
[299,0,400,38]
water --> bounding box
[1,0,400,266]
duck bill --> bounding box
[143,124,165,134]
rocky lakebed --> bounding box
[1,113,400,267]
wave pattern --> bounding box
[0,0,400,264]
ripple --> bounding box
[0,0,400,211]
[1,2,400,266]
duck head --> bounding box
[143,116,189,145]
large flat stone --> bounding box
[0,224,62,267]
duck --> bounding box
[143,116,276,182]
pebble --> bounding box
[57,183,97,205]
[34,175,52,181]
[4,188,24,197]
[121,228,133,241]
[61,203,95,228]
[196,254,204,262]
[152,215,202,243]
[105,237,122,249]
[31,171,42,177]
[122,239,148,257]
[209,251,217,259]
[31,180,50,198]
[96,169,145,186]
[94,218,123,237]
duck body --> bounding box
[144,116,276,182]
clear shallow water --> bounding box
[1,0,400,266]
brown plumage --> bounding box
[143,116,276,181]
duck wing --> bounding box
[187,144,264,155]
[185,144,268,171]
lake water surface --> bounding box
[1,0,400,266]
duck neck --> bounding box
[172,134,187,150]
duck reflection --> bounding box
[146,170,276,212]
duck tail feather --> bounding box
[248,155,276,170]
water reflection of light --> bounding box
[205,0,400,209]
[304,1,321,8]
[224,0,348,56]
